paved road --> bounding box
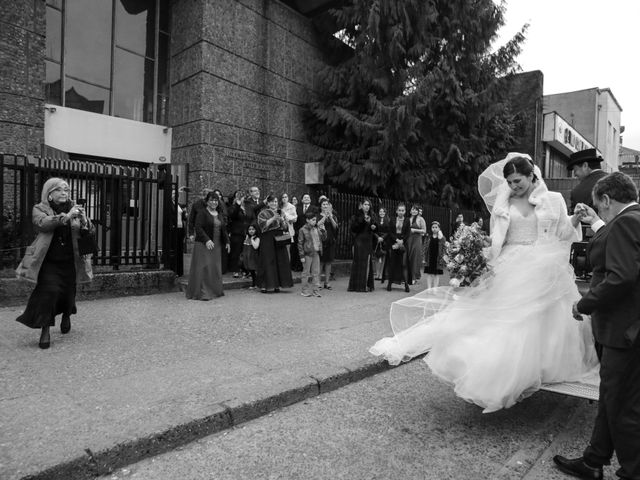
[100,361,618,480]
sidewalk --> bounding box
[0,272,414,480]
[0,273,597,480]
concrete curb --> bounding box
[20,358,391,480]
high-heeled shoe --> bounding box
[39,327,50,349]
[60,314,71,334]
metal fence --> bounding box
[1,154,179,272]
[313,188,486,260]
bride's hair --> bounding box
[502,156,539,182]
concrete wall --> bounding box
[170,0,325,198]
[0,1,46,155]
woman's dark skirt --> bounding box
[16,260,77,329]
[186,241,224,300]
[258,229,293,290]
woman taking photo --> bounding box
[227,190,251,278]
[347,198,379,292]
[257,195,294,293]
[317,198,338,289]
[186,192,229,300]
[15,178,94,349]
[280,192,298,256]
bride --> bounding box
[370,153,599,413]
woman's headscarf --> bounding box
[40,177,68,204]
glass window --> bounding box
[46,6,62,61]
[64,77,110,115]
[45,0,171,125]
[115,0,156,58]
[113,48,154,122]
[45,60,62,105]
[65,0,112,88]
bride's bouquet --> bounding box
[443,222,491,287]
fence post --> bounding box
[159,165,175,271]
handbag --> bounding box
[274,231,292,246]
[77,227,98,255]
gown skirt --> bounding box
[258,229,293,290]
[16,259,77,328]
[370,241,600,413]
[186,241,224,300]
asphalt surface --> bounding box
[0,272,610,480]
[102,362,617,480]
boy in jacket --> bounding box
[298,211,326,297]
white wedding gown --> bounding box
[370,207,600,413]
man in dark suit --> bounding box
[243,185,263,224]
[554,172,640,480]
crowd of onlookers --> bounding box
[180,186,480,300]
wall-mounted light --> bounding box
[162,127,169,133]
[44,106,57,113]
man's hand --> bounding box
[572,301,583,321]
[574,203,599,224]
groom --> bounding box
[554,172,640,480]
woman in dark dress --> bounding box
[347,198,379,292]
[318,198,338,290]
[186,192,229,300]
[227,190,251,278]
[15,178,94,349]
[423,220,445,289]
[375,207,391,281]
[257,195,294,293]
[406,204,427,284]
[384,203,411,292]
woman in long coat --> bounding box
[347,198,378,292]
[257,195,294,293]
[15,177,94,349]
[186,192,229,300]
[227,190,251,277]
[383,203,411,292]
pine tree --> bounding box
[305,0,526,209]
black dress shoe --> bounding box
[404,284,410,293]
[39,327,50,349]
[386,284,392,291]
[60,314,71,334]
[553,455,603,480]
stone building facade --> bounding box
[0,1,46,155]
[0,0,328,199]
[170,0,327,197]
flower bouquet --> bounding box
[443,222,491,287]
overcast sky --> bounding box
[495,0,640,150]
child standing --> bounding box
[423,220,445,289]
[242,224,260,289]
[297,211,327,297]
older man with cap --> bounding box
[568,149,607,279]
[569,148,607,212]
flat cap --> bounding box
[567,148,602,169]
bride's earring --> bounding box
[48,195,52,201]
